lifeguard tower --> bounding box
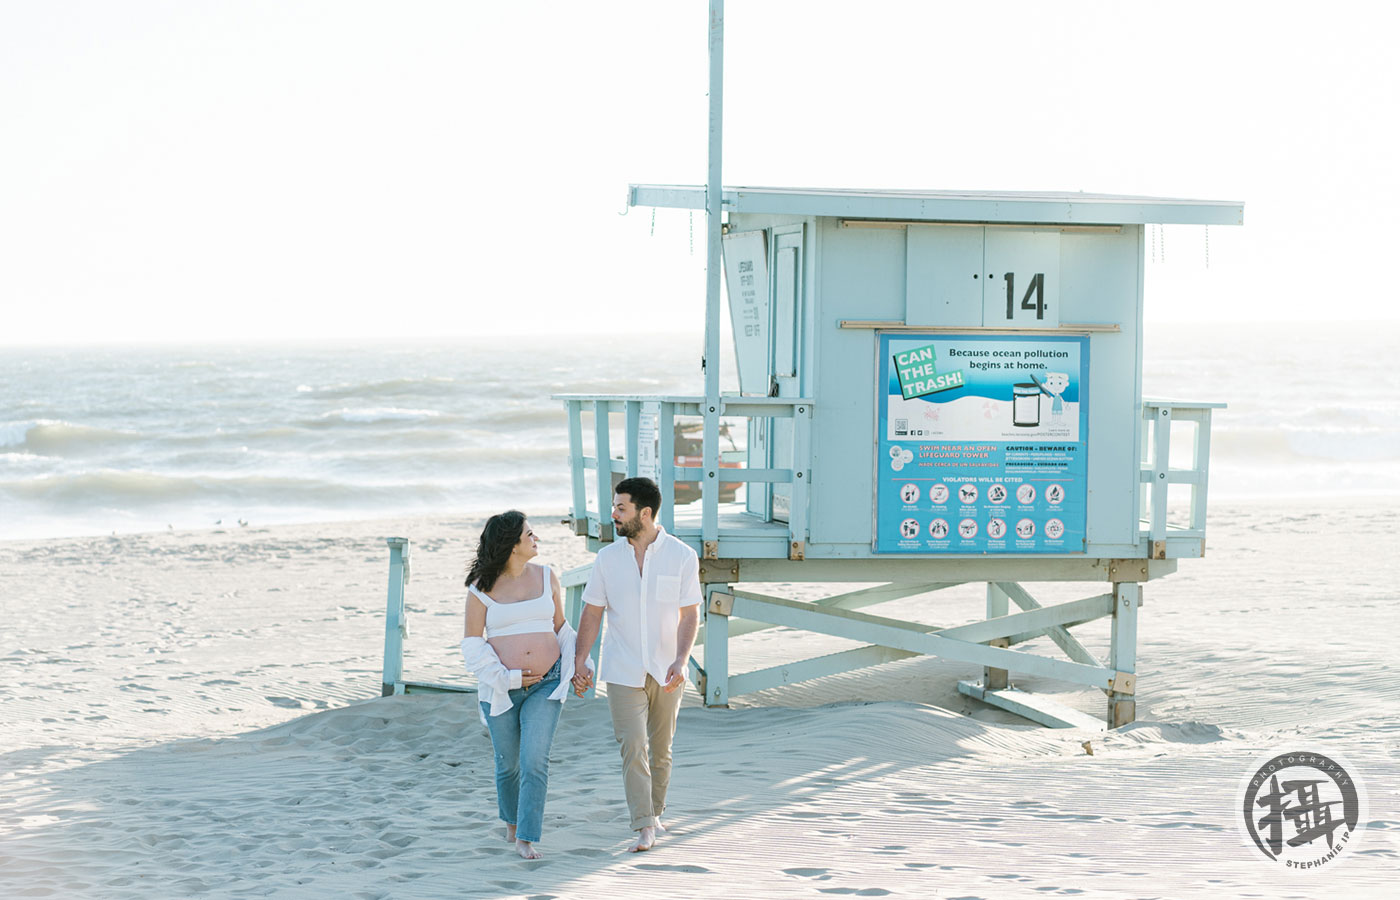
[556,182,1238,729]
[550,4,1242,730]
[379,3,1241,730]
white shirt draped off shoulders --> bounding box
[459,565,592,722]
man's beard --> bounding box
[614,513,642,538]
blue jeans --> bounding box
[480,656,563,843]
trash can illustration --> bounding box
[1013,383,1042,427]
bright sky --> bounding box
[2,1,1396,345]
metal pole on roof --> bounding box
[701,0,723,549]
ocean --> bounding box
[2,322,1396,540]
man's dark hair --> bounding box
[615,476,662,520]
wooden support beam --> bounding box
[729,592,1126,692]
[984,584,1009,690]
[1109,582,1140,727]
[734,556,1160,584]
[1191,409,1214,536]
[688,656,706,698]
[564,581,583,627]
[788,404,811,558]
[593,404,614,543]
[932,593,1113,646]
[983,637,1010,690]
[566,402,587,527]
[686,467,792,483]
[694,581,956,646]
[659,401,676,532]
[957,681,1106,731]
[1149,406,1171,555]
[624,401,641,478]
[995,581,1103,670]
[704,584,730,707]
[730,645,920,696]
[817,581,958,611]
[559,570,600,696]
[381,538,410,697]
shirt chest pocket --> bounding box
[652,575,683,607]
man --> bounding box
[572,476,701,853]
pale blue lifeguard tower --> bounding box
[548,4,1241,730]
[381,3,1241,729]
[554,181,1238,729]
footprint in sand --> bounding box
[783,868,831,879]
[491,882,537,892]
[377,832,418,849]
[633,864,710,873]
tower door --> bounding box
[767,225,803,523]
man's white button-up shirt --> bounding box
[581,526,702,688]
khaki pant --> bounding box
[606,675,683,830]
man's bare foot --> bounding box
[629,826,656,852]
[656,820,667,833]
[516,839,542,860]
[506,824,517,842]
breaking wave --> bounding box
[1,470,566,509]
[299,376,458,400]
[1,421,145,457]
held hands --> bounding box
[571,656,594,697]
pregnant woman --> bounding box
[460,510,589,860]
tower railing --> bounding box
[1139,399,1226,559]
[556,394,812,560]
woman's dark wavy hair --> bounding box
[464,510,527,592]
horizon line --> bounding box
[4,317,1398,350]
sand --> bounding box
[2,503,1397,898]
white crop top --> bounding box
[469,566,555,638]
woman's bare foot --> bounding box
[505,824,517,842]
[629,826,656,852]
[516,839,542,860]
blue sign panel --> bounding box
[876,333,1089,554]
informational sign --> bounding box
[721,230,770,395]
[875,333,1089,554]
[636,401,660,482]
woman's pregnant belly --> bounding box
[490,632,560,674]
